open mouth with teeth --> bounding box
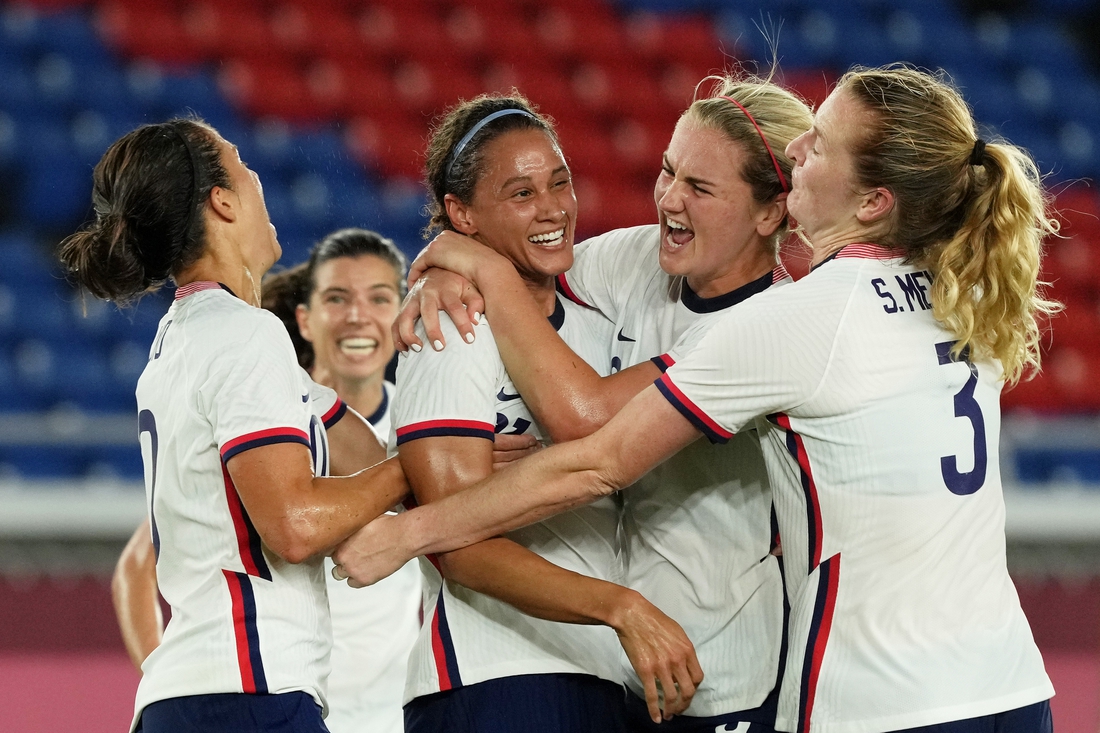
[528,228,566,248]
[663,219,694,251]
[338,337,379,357]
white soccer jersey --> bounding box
[659,244,1053,733]
[323,381,423,733]
[131,282,331,730]
[392,296,622,702]
[561,224,789,716]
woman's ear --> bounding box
[295,303,314,344]
[856,187,895,224]
[208,185,238,223]
[444,194,477,236]
[755,192,789,238]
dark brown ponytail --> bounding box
[58,119,230,304]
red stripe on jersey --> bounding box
[395,420,496,445]
[773,263,791,283]
[222,462,270,579]
[220,427,311,460]
[656,374,734,441]
[834,243,906,260]
[774,413,823,570]
[223,569,258,693]
[174,281,223,300]
[555,273,591,308]
[799,554,841,733]
[430,605,451,690]
[322,399,346,426]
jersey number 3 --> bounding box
[936,341,987,495]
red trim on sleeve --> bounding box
[395,420,495,445]
[655,374,734,442]
[220,427,311,462]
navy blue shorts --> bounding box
[135,691,327,733]
[405,673,628,733]
[890,700,1053,733]
[624,687,778,733]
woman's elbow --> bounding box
[265,516,327,564]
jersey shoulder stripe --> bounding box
[222,569,268,694]
[655,373,733,443]
[221,427,311,462]
[322,400,347,429]
[798,554,841,733]
[396,419,495,445]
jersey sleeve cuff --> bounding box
[650,354,675,372]
[322,400,348,429]
[395,420,496,445]
[654,374,734,444]
[221,428,311,462]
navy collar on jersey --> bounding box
[810,242,906,272]
[365,386,389,426]
[680,267,776,314]
[548,294,565,331]
[174,281,237,300]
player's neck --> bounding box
[319,370,385,422]
[176,248,265,307]
[520,274,558,317]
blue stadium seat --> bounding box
[0,444,84,479]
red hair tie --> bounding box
[719,95,789,193]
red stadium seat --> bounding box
[219,60,335,125]
[182,1,280,63]
[1050,295,1100,355]
[345,116,427,180]
[779,68,837,109]
[267,2,360,61]
[391,61,484,118]
[96,1,202,66]
[627,15,727,80]
[1043,231,1100,299]
[532,7,630,66]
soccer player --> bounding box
[341,94,701,732]
[388,75,814,733]
[59,119,408,733]
[336,65,1058,733]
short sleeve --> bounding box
[656,300,820,444]
[305,371,347,429]
[392,314,502,445]
[652,316,717,372]
[557,225,659,321]
[202,314,312,462]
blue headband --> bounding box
[445,108,535,181]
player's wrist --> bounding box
[603,585,645,632]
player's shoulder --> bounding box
[182,290,284,342]
[575,224,659,262]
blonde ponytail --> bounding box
[838,65,1061,383]
[929,141,1060,384]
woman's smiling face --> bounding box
[297,254,401,383]
[454,128,577,280]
